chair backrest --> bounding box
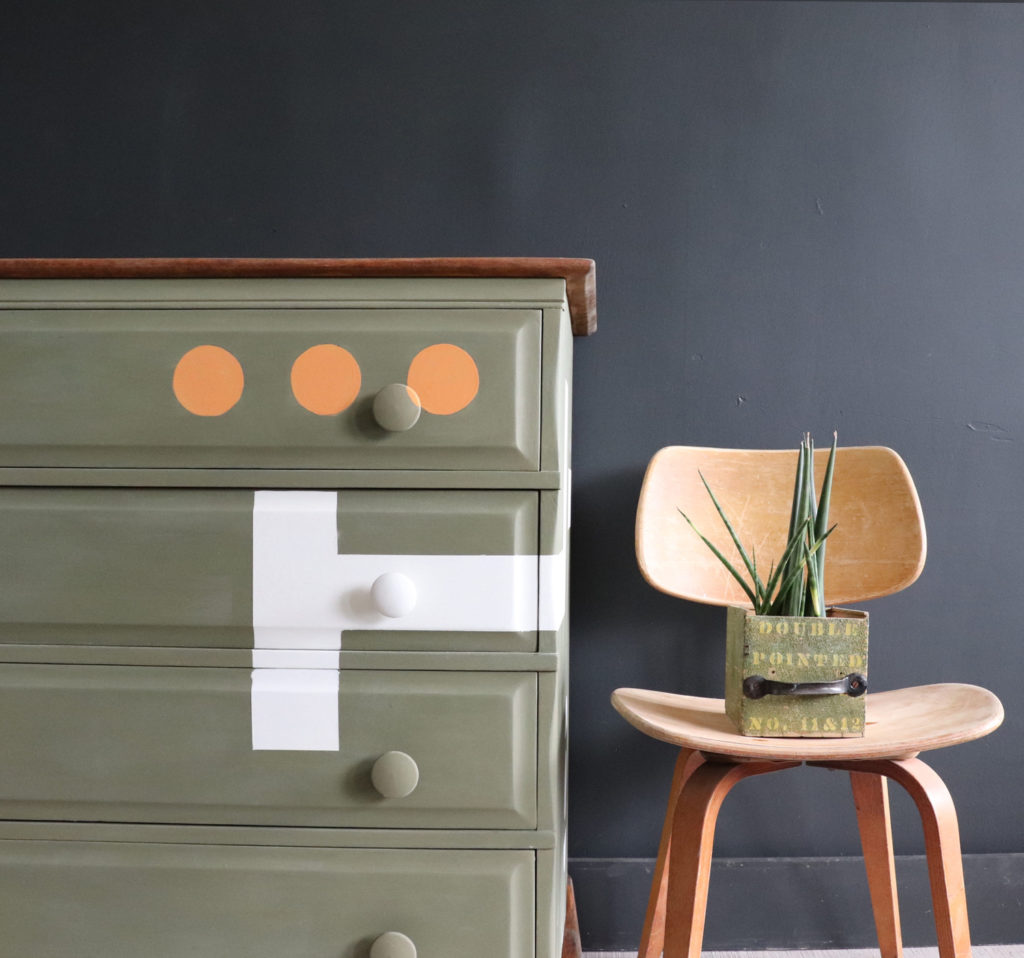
[636,445,927,608]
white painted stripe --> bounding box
[251,489,542,751]
[251,669,339,751]
[252,649,341,670]
[255,553,538,634]
[252,627,343,651]
[567,467,572,529]
[539,549,567,632]
[334,553,537,632]
[253,491,539,636]
[253,490,343,651]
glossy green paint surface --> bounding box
[0,840,535,958]
[0,665,536,828]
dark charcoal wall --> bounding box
[2,1,1022,948]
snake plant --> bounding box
[679,433,838,616]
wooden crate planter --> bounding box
[725,606,868,737]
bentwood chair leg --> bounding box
[819,758,972,958]
[850,771,903,958]
[638,748,704,958]
[663,760,798,958]
[890,758,972,958]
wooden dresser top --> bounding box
[0,257,597,336]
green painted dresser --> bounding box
[0,258,595,958]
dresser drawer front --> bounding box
[0,666,537,828]
[0,306,541,470]
[0,487,538,652]
[0,840,534,958]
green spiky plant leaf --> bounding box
[679,433,838,616]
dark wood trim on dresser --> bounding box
[0,257,597,336]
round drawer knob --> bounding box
[373,383,422,432]
[371,751,420,799]
[370,573,417,618]
[370,931,417,958]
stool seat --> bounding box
[612,683,1003,762]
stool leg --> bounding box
[816,758,972,958]
[664,760,798,958]
[850,771,903,958]
[638,748,704,958]
[888,758,972,958]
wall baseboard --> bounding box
[569,853,1024,951]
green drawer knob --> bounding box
[370,931,417,958]
[370,572,418,618]
[373,383,422,432]
[371,750,420,799]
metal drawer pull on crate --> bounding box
[743,673,867,699]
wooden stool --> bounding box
[614,446,1004,958]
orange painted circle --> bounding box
[173,345,244,416]
[291,344,362,415]
[407,344,479,415]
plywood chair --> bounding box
[613,445,1003,958]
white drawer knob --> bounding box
[370,573,417,618]
[371,751,420,799]
[370,931,417,958]
[373,383,422,432]
[371,572,417,618]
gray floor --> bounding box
[585,949,1024,958]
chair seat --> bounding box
[611,683,1003,761]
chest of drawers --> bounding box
[0,257,595,958]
